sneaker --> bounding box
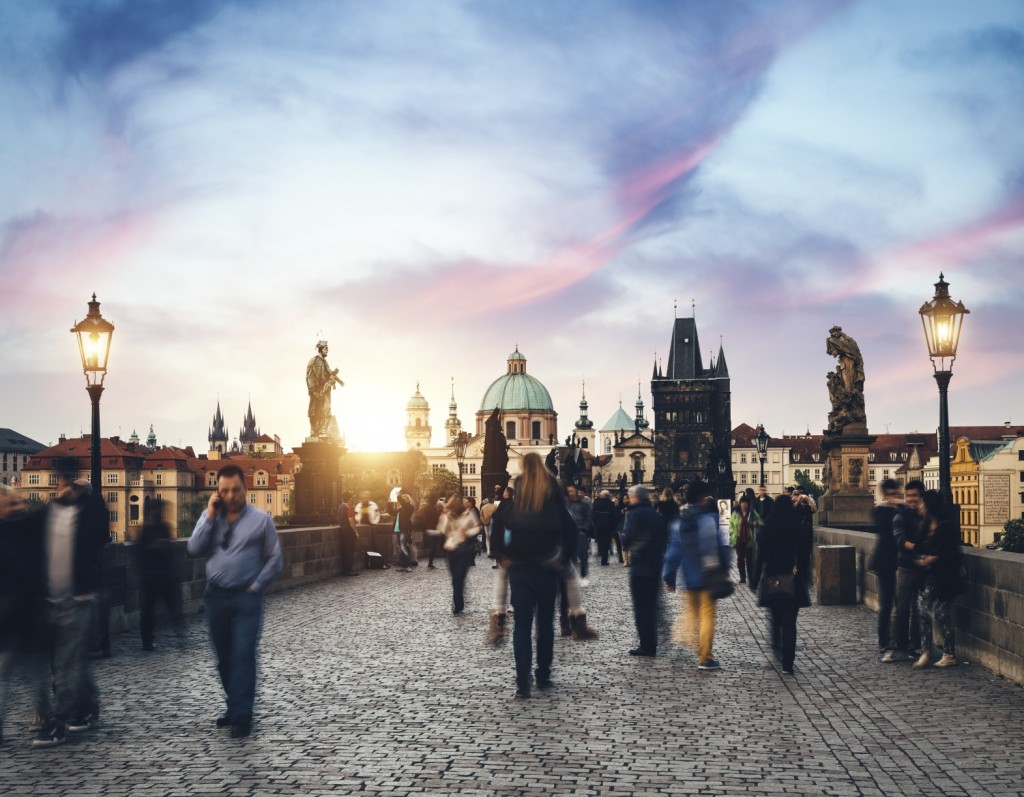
[934,653,957,668]
[31,720,66,748]
[216,713,232,728]
[697,659,721,670]
[782,666,794,675]
[230,723,251,739]
[67,714,95,733]
[882,649,910,663]
[912,651,931,670]
[579,578,590,588]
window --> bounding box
[49,474,58,486]
[869,453,875,462]
[49,492,57,500]
[532,421,542,440]
[29,492,40,501]
[250,494,257,504]
[506,421,516,439]
[207,472,217,487]
[890,452,897,461]
[432,464,448,474]
[469,464,477,475]
[813,469,821,481]
[793,454,801,463]
[740,453,747,464]
[106,473,118,484]
[740,473,747,484]
[415,418,421,427]
[604,439,611,454]
[255,472,268,487]
[869,469,876,481]
[883,469,890,479]
[266,494,273,504]
[468,486,477,498]
[812,454,820,462]
[28,474,39,485]
[155,474,163,485]
[109,510,118,522]
[106,492,117,504]
[283,493,289,506]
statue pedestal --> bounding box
[481,470,511,502]
[292,439,347,526]
[819,425,876,528]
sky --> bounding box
[1,0,1022,453]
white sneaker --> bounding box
[912,651,931,670]
[882,650,909,663]
[934,653,957,668]
[579,578,590,588]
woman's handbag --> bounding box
[758,569,796,603]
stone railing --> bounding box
[816,526,1024,686]
[102,523,395,636]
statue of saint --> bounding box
[306,340,344,438]
[481,408,509,475]
[825,326,867,434]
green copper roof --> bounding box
[600,406,635,432]
[507,348,526,361]
[480,373,554,413]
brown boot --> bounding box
[570,612,599,641]
[485,612,506,646]
[559,615,572,637]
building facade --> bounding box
[1,427,45,486]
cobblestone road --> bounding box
[2,556,1023,796]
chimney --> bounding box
[58,433,67,443]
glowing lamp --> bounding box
[71,294,115,387]
[919,273,968,373]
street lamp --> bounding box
[453,431,469,498]
[919,273,969,505]
[755,424,769,487]
[717,458,727,499]
[71,294,115,489]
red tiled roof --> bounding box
[27,435,147,470]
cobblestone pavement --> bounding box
[2,554,1023,797]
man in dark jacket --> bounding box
[336,493,359,576]
[621,486,667,657]
[754,485,774,522]
[869,479,902,653]
[32,459,110,747]
[883,479,925,662]
[591,490,617,566]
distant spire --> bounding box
[715,341,729,378]
[575,379,593,430]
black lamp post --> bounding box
[717,458,727,499]
[755,424,769,488]
[71,294,114,489]
[453,431,469,498]
[919,273,969,506]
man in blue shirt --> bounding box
[187,464,282,738]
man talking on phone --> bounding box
[187,464,282,738]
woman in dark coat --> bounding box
[394,493,416,572]
[749,494,812,674]
[913,490,962,669]
[137,499,184,651]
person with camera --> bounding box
[187,464,282,738]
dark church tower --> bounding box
[651,318,732,493]
[209,401,228,454]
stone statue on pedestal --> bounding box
[306,340,344,439]
[825,326,866,435]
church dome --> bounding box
[479,348,554,413]
[407,383,429,410]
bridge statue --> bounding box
[306,340,344,438]
[825,326,866,435]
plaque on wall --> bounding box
[983,474,1010,526]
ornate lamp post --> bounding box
[755,424,769,488]
[717,458,727,499]
[453,431,469,498]
[71,294,114,489]
[919,273,969,505]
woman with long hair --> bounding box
[490,453,571,697]
[913,490,963,669]
[729,496,762,584]
[749,493,812,674]
[438,496,481,614]
[655,488,680,521]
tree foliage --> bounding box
[999,518,1024,553]
[792,469,825,500]
[178,493,210,537]
[426,466,461,500]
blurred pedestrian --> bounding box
[336,493,360,577]
[137,499,184,651]
[439,496,480,614]
[655,488,679,522]
[187,464,283,738]
[750,493,812,675]
[913,490,964,670]
[592,490,617,566]
[729,495,762,584]
[884,480,926,662]
[621,485,667,657]
[869,479,902,654]
[393,493,416,572]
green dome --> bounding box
[480,374,554,413]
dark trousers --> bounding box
[597,531,612,565]
[139,574,183,647]
[576,533,590,578]
[558,573,569,621]
[893,568,923,652]
[447,547,474,613]
[875,569,896,649]
[769,603,799,669]
[340,526,358,573]
[630,575,660,653]
[204,586,264,724]
[735,542,753,582]
[426,535,445,567]
[611,529,625,562]
[508,564,557,688]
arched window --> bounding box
[604,438,611,454]
[415,418,421,427]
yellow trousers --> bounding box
[676,588,716,663]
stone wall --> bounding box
[815,526,1024,686]
[103,524,394,636]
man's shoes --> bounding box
[67,713,95,733]
[535,677,553,690]
[782,666,794,675]
[31,720,66,748]
[934,653,957,668]
[912,651,932,670]
[739,577,746,583]
[230,723,251,738]
[216,713,232,728]
[514,685,531,699]
[346,571,360,576]
[141,642,155,652]
[629,647,656,657]
[882,649,909,663]
[427,564,436,570]
[697,659,721,670]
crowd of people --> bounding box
[0,459,970,744]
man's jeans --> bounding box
[684,588,717,663]
[40,597,98,723]
[205,586,264,724]
[892,568,923,652]
[576,533,590,578]
[508,564,557,688]
[875,569,896,650]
